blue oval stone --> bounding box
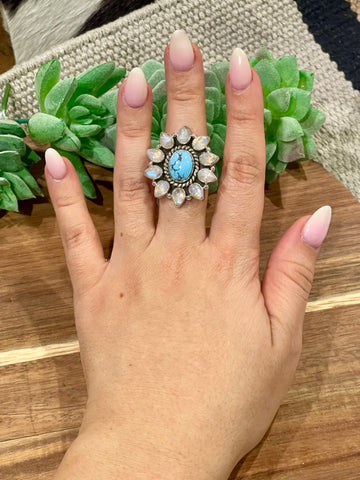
[168,150,194,182]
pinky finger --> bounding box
[45,148,106,295]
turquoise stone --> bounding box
[168,150,194,182]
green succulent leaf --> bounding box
[0,134,26,156]
[277,137,305,163]
[251,46,275,65]
[254,59,281,98]
[141,60,163,81]
[100,123,117,152]
[266,141,277,163]
[264,108,272,126]
[205,70,221,90]
[213,123,226,140]
[22,146,41,167]
[16,168,43,196]
[211,62,229,93]
[52,127,81,151]
[79,138,114,167]
[275,55,299,88]
[94,67,126,97]
[28,112,66,143]
[206,123,214,136]
[101,90,118,117]
[0,183,18,211]
[74,94,106,115]
[302,133,317,159]
[0,150,22,171]
[69,123,102,138]
[0,119,26,138]
[266,87,311,120]
[210,133,225,158]
[44,77,78,117]
[298,70,314,91]
[160,114,166,132]
[0,176,9,186]
[72,62,115,100]
[276,117,304,142]
[56,149,96,198]
[152,103,161,123]
[1,171,35,200]
[152,79,167,110]
[205,98,215,123]
[148,69,165,89]
[35,59,61,111]
[300,106,326,135]
[206,87,221,119]
[69,106,91,120]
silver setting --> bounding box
[144,126,218,207]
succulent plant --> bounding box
[0,85,43,211]
[28,60,125,198]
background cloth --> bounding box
[0,0,359,201]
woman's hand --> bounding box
[46,31,331,480]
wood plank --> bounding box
[1,160,359,358]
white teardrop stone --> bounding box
[199,151,219,166]
[177,126,191,144]
[197,168,217,184]
[145,165,163,180]
[192,136,210,150]
[188,183,204,200]
[172,187,186,207]
[160,132,174,149]
[154,180,170,197]
[147,148,165,163]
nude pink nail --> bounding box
[124,67,148,108]
[229,47,252,91]
[169,30,194,71]
[301,206,332,249]
[45,148,67,180]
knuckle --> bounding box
[63,222,94,250]
[119,118,149,140]
[117,178,148,204]
[171,84,203,107]
[224,152,264,188]
[55,192,78,210]
[277,259,314,302]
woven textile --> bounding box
[0,0,359,200]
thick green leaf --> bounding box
[210,132,225,157]
[266,88,311,120]
[300,106,326,135]
[213,123,227,141]
[148,69,165,89]
[70,123,102,138]
[28,113,66,143]
[277,138,305,163]
[276,117,304,142]
[22,146,41,167]
[275,56,299,87]
[204,70,221,90]
[94,67,126,97]
[266,141,277,163]
[152,103,161,123]
[302,134,317,159]
[79,138,114,167]
[100,123,117,152]
[205,99,215,123]
[74,94,106,115]
[0,119,26,138]
[69,106,91,120]
[152,79,167,110]
[141,60,163,81]
[35,59,61,111]
[253,46,275,64]
[92,115,114,128]
[101,90,118,117]
[16,168,43,196]
[2,171,35,200]
[0,134,26,156]
[0,184,18,211]
[0,176,10,186]
[56,149,96,198]
[264,108,272,126]
[72,63,115,99]
[254,59,281,98]
[44,77,78,117]
[265,88,291,116]
[206,123,214,136]
[298,70,314,91]
[52,127,81,152]
[206,87,221,119]
[0,150,22,171]
[152,116,160,133]
[160,114,167,132]
[265,167,279,183]
[211,62,229,93]
[287,88,311,120]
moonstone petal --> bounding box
[147,148,165,163]
[172,187,186,207]
[177,126,191,144]
[188,182,204,200]
[145,165,163,180]
[154,180,170,197]
[199,151,219,166]
[160,132,174,149]
[197,168,217,184]
[192,136,210,150]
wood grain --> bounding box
[0,160,360,477]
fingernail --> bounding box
[301,206,332,248]
[124,67,148,108]
[169,29,194,71]
[229,47,252,91]
[45,148,67,180]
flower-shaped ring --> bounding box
[144,126,219,207]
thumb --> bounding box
[262,206,332,342]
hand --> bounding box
[45,31,331,480]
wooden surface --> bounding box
[1,14,360,480]
[0,159,359,479]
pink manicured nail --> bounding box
[45,148,67,180]
[124,67,148,108]
[229,47,252,91]
[301,206,332,248]
[169,30,194,71]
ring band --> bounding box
[144,126,219,207]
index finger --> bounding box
[209,48,265,258]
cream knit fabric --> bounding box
[0,0,359,200]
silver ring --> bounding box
[144,126,219,207]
